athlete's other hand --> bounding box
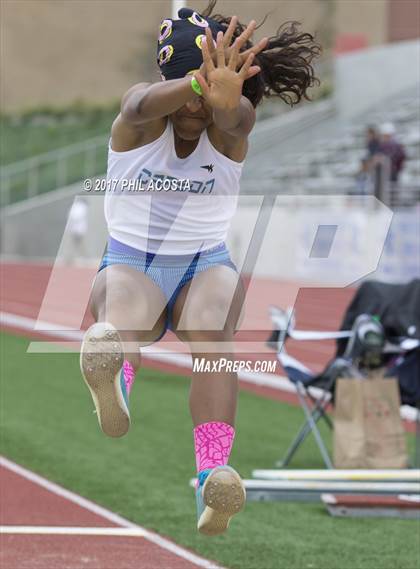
[196,31,260,111]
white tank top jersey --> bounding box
[104,120,244,255]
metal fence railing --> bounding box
[0,135,108,208]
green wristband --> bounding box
[190,75,203,96]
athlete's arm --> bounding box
[111,79,198,151]
[120,78,197,126]
[207,97,255,163]
[212,96,255,137]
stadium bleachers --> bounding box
[243,89,420,205]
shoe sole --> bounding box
[198,466,246,536]
[80,323,130,438]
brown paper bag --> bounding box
[334,373,408,469]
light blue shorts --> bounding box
[98,237,238,335]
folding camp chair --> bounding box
[267,306,387,469]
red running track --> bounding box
[0,459,221,569]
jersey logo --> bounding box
[200,163,214,173]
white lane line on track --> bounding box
[0,457,225,569]
[0,312,83,341]
[0,526,147,537]
[1,310,417,424]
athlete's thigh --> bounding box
[90,264,167,341]
[172,265,245,339]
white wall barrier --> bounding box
[227,197,419,285]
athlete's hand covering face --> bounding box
[199,18,267,80]
[195,26,262,112]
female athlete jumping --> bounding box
[81,1,320,536]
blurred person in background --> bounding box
[365,125,381,158]
[353,126,379,203]
[65,197,88,265]
[377,122,406,206]
[366,123,406,207]
[79,2,320,537]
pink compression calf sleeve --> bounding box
[193,421,235,473]
[122,360,135,395]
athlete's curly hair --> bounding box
[202,0,322,107]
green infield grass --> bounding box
[1,332,418,569]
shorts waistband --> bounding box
[107,236,229,266]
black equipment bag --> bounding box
[336,279,420,406]
[336,279,420,356]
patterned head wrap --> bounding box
[157,8,225,80]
